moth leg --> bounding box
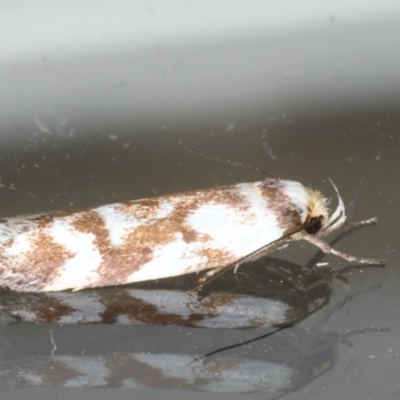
[318,216,378,239]
[345,217,378,230]
[191,237,290,293]
[303,233,385,265]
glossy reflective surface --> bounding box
[0,113,398,399]
[1,2,400,398]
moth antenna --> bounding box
[179,140,279,179]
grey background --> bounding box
[1,1,400,399]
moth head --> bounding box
[304,189,330,234]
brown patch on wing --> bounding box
[0,231,75,292]
[28,232,75,285]
[116,197,161,221]
[70,210,153,288]
[258,179,304,234]
[192,247,236,273]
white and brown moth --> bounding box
[0,146,384,293]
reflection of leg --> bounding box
[303,233,385,265]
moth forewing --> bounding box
[0,171,384,293]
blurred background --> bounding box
[1,1,400,399]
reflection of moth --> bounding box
[0,258,332,327]
[0,148,384,292]
[0,261,384,393]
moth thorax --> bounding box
[304,189,330,234]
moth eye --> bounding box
[305,215,324,234]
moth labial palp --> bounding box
[0,145,385,293]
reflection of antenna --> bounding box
[189,288,332,365]
[179,140,279,179]
[189,277,384,366]
[188,324,289,366]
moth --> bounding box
[0,145,384,292]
